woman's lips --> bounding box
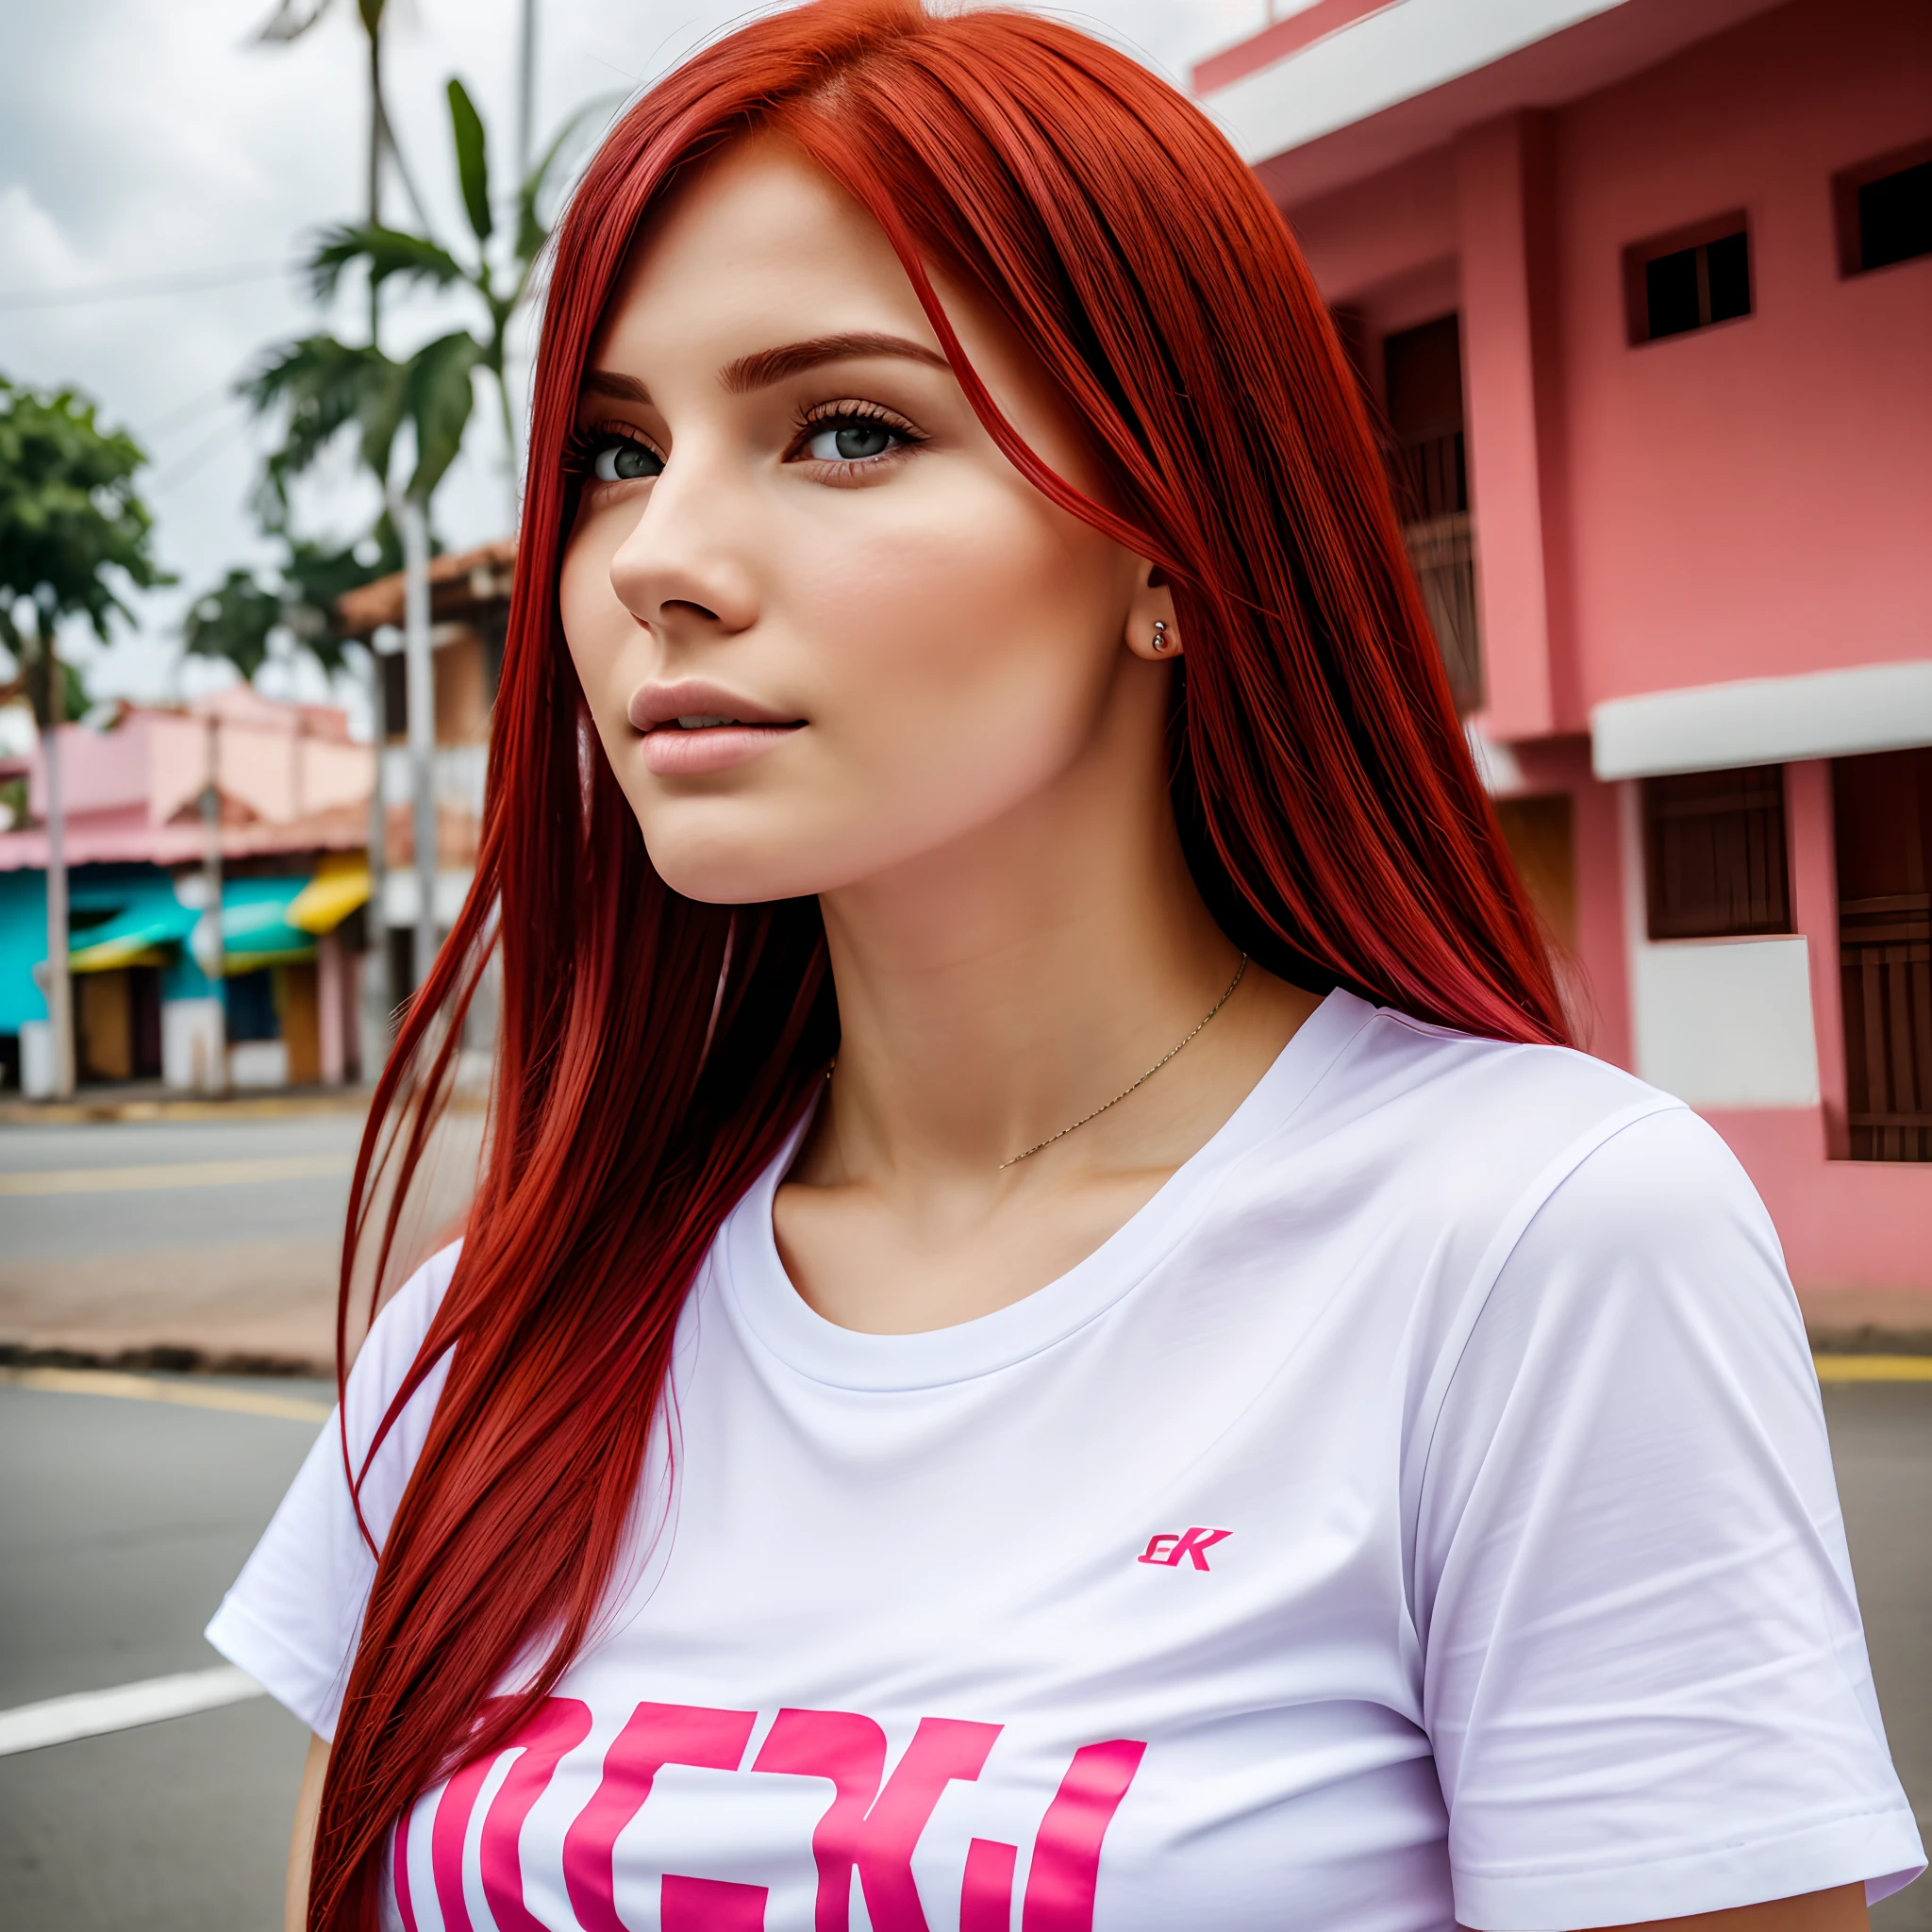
[638,719,802,777]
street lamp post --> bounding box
[361,634,391,1081]
[398,496,438,995]
[41,638,75,1100]
[199,710,227,1094]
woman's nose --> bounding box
[606,451,760,640]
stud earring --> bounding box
[1151,621,1172,655]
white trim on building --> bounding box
[1591,661,1932,781]
[1203,0,1630,162]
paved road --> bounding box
[0,1110,481,1367]
[0,1376,325,1929]
[0,1373,1926,1930]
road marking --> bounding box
[0,1366,331,1421]
[0,1666,266,1757]
[1814,1355,1932,1383]
[0,1152,353,1195]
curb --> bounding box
[0,1341,328,1379]
[0,1089,375,1126]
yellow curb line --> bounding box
[0,1366,331,1422]
[0,1153,353,1196]
[1813,1355,1932,1383]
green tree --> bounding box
[0,375,169,1099]
[0,377,168,726]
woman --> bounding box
[211,5,1923,1929]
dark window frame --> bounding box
[1642,764,1792,941]
[1832,138,1932,278]
[1622,210,1753,347]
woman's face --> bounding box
[559,137,1166,906]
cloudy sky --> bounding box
[0,0,1271,725]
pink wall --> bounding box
[1509,736,1633,1068]
[1287,146,1458,308]
[1555,0,1932,707]
[1703,1106,1932,1303]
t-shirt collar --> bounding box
[719,987,1374,1391]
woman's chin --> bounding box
[643,837,836,908]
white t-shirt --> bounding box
[209,991,1923,1932]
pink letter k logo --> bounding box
[1136,1527,1231,1571]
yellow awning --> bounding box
[287,853,372,935]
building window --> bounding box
[1643,765,1790,940]
[1380,314,1481,713]
[1834,747,1932,1163]
[1833,142,1932,277]
[1623,213,1752,344]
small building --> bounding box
[1192,0,1931,1333]
[0,687,375,1094]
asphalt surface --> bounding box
[0,1374,1927,1931]
[0,1377,325,1930]
[0,1109,482,1366]
[0,1116,363,1258]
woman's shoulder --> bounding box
[1228,994,1759,1333]
[1297,991,1686,1200]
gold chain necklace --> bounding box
[997,955,1249,1170]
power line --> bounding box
[152,410,256,490]
[0,262,297,312]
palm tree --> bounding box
[242,10,605,1008]
[256,0,430,325]
[304,79,608,521]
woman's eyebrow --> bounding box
[582,370,651,405]
[578,334,949,410]
[722,332,950,393]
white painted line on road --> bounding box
[0,1366,332,1421]
[0,1666,266,1757]
[0,1152,353,1195]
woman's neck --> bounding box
[806,750,1291,1189]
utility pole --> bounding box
[398,496,437,994]
[198,709,227,1094]
[517,0,538,181]
[360,636,391,1080]
[40,633,75,1100]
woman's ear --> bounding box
[1124,562,1181,662]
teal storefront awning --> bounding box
[35,875,320,985]
[68,899,199,974]
[192,878,317,977]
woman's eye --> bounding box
[592,438,661,483]
[804,419,900,462]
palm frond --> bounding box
[308,224,468,305]
[254,0,333,43]
[400,331,481,503]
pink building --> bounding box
[1194,0,1931,1341]
[0,687,374,1094]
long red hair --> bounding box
[311,3,1568,1921]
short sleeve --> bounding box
[204,1244,459,1741]
[1415,1107,1924,1930]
